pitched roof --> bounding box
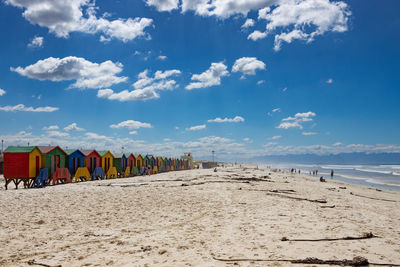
[98,150,114,157]
[65,149,77,155]
[81,150,101,157]
[37,146,56,154]
[125,153,133,158]
[4,146,39,153]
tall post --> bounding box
[212,150,215,162]
[1,139,3,154]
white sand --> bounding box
[0,167,399,266]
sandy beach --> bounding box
[0,167,400,266]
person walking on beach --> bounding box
[331,169,334,178]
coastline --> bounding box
[1,166,399,266]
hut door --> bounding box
[56,155,60,168]
[51,156,55,175]
[90,158,93,172]
[35,156,40,176]
[73,158,76,173]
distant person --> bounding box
[316,170,318,175]
[331,169,334,178]
[298,169,301,174]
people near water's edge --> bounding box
[331,169,334,178]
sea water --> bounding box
[253,163,400,192]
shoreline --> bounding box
[1,167,399,266]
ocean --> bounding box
[254,163,400,192]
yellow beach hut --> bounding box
[98,150,114,173]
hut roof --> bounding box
[97,150,109,156]
[81,150,99,157]
[65,149,77,155]
[4,146,38,153]
[125,153,133,158]
[38,146,67,155]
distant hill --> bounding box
[250,153,400,165]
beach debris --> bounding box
[280,232,377,242]
[158,249,167,255]
[212,255,400,266]
[246,189,327,203]
[320,205,336,208]
[214,168,217,172]
[339,186,347,189]
[320,177,326,182]
[27,259,62,267]
[350,192,397,202]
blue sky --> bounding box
[0,0,399,161]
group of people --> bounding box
[290,168,301,174]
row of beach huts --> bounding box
[2,146,192,190]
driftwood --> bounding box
[245,189,327,203]
[230,177,274,182]
[320,204,336,208]
[281,232,377,242]
[350,192,397,202]
[27,259,61,267]
[212,255,400,266]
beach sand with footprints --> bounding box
[1,166,400,266]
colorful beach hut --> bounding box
[81,150,101,174]
[125,153,136,169]
[98,150,114,173]
[37,146,68,177]
[135,154,143,169]
[113,153,127,175]
[3,146,42,189]
[65,149,85,176]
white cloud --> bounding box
[42,125,59,131]
[250,0,351,51]
[157,55,167,60]
[241,18,255,28]
[282,87,287,92]
[97,69,181,101]
[232,57,266,76]
[248,30,267,41]
[186,62,228,90]
[333,142,342,146]
[302,132,317,135]
[47,130,69,138]
[11,56,127,89]
[267,107,280,116]
[277,111,316,129]
[257,80,265,85]
[129,131,138,135]
[181,0,275,19]
[326,78,333,84]
[0,88,6,96]
[0,104,59,112]
[207,116,245,123]
[64,122,85,131]
[6,0,153,42]
[28,36,43,48]
[110,120,152,129]
[269,135,281,140]
[187,124,206,131]
[146,0,179,11]
[243,137,252,143]
[163,138,171,142]
[85,132,112,142]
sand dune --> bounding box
[0,167,399,266]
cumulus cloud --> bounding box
[97,69,181,101]
[28,36,43,48]
[267,107,280,116]
[129,131,138,135]
[5,0,153,42]
[0,88,6,96]
[277,111,316,129]
[47,131,69,138]
[257,80,265,85]
[241,18,255,28]
[187,124,206,131]
[110,120,152,129]
[326,78,333,84]
[11,56,127,89]
[232,57,266,76]
[207,116,245,123]
[42,125,59,130]
[157,55,167,60]
[146,0,179,11]
[250,0,351,51]
[181,0,276,19]
[0,104,59,112]
[85,132,112,142]
[64,122,85,131]
[186,62,228,90]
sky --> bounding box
[0,0,399,161]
